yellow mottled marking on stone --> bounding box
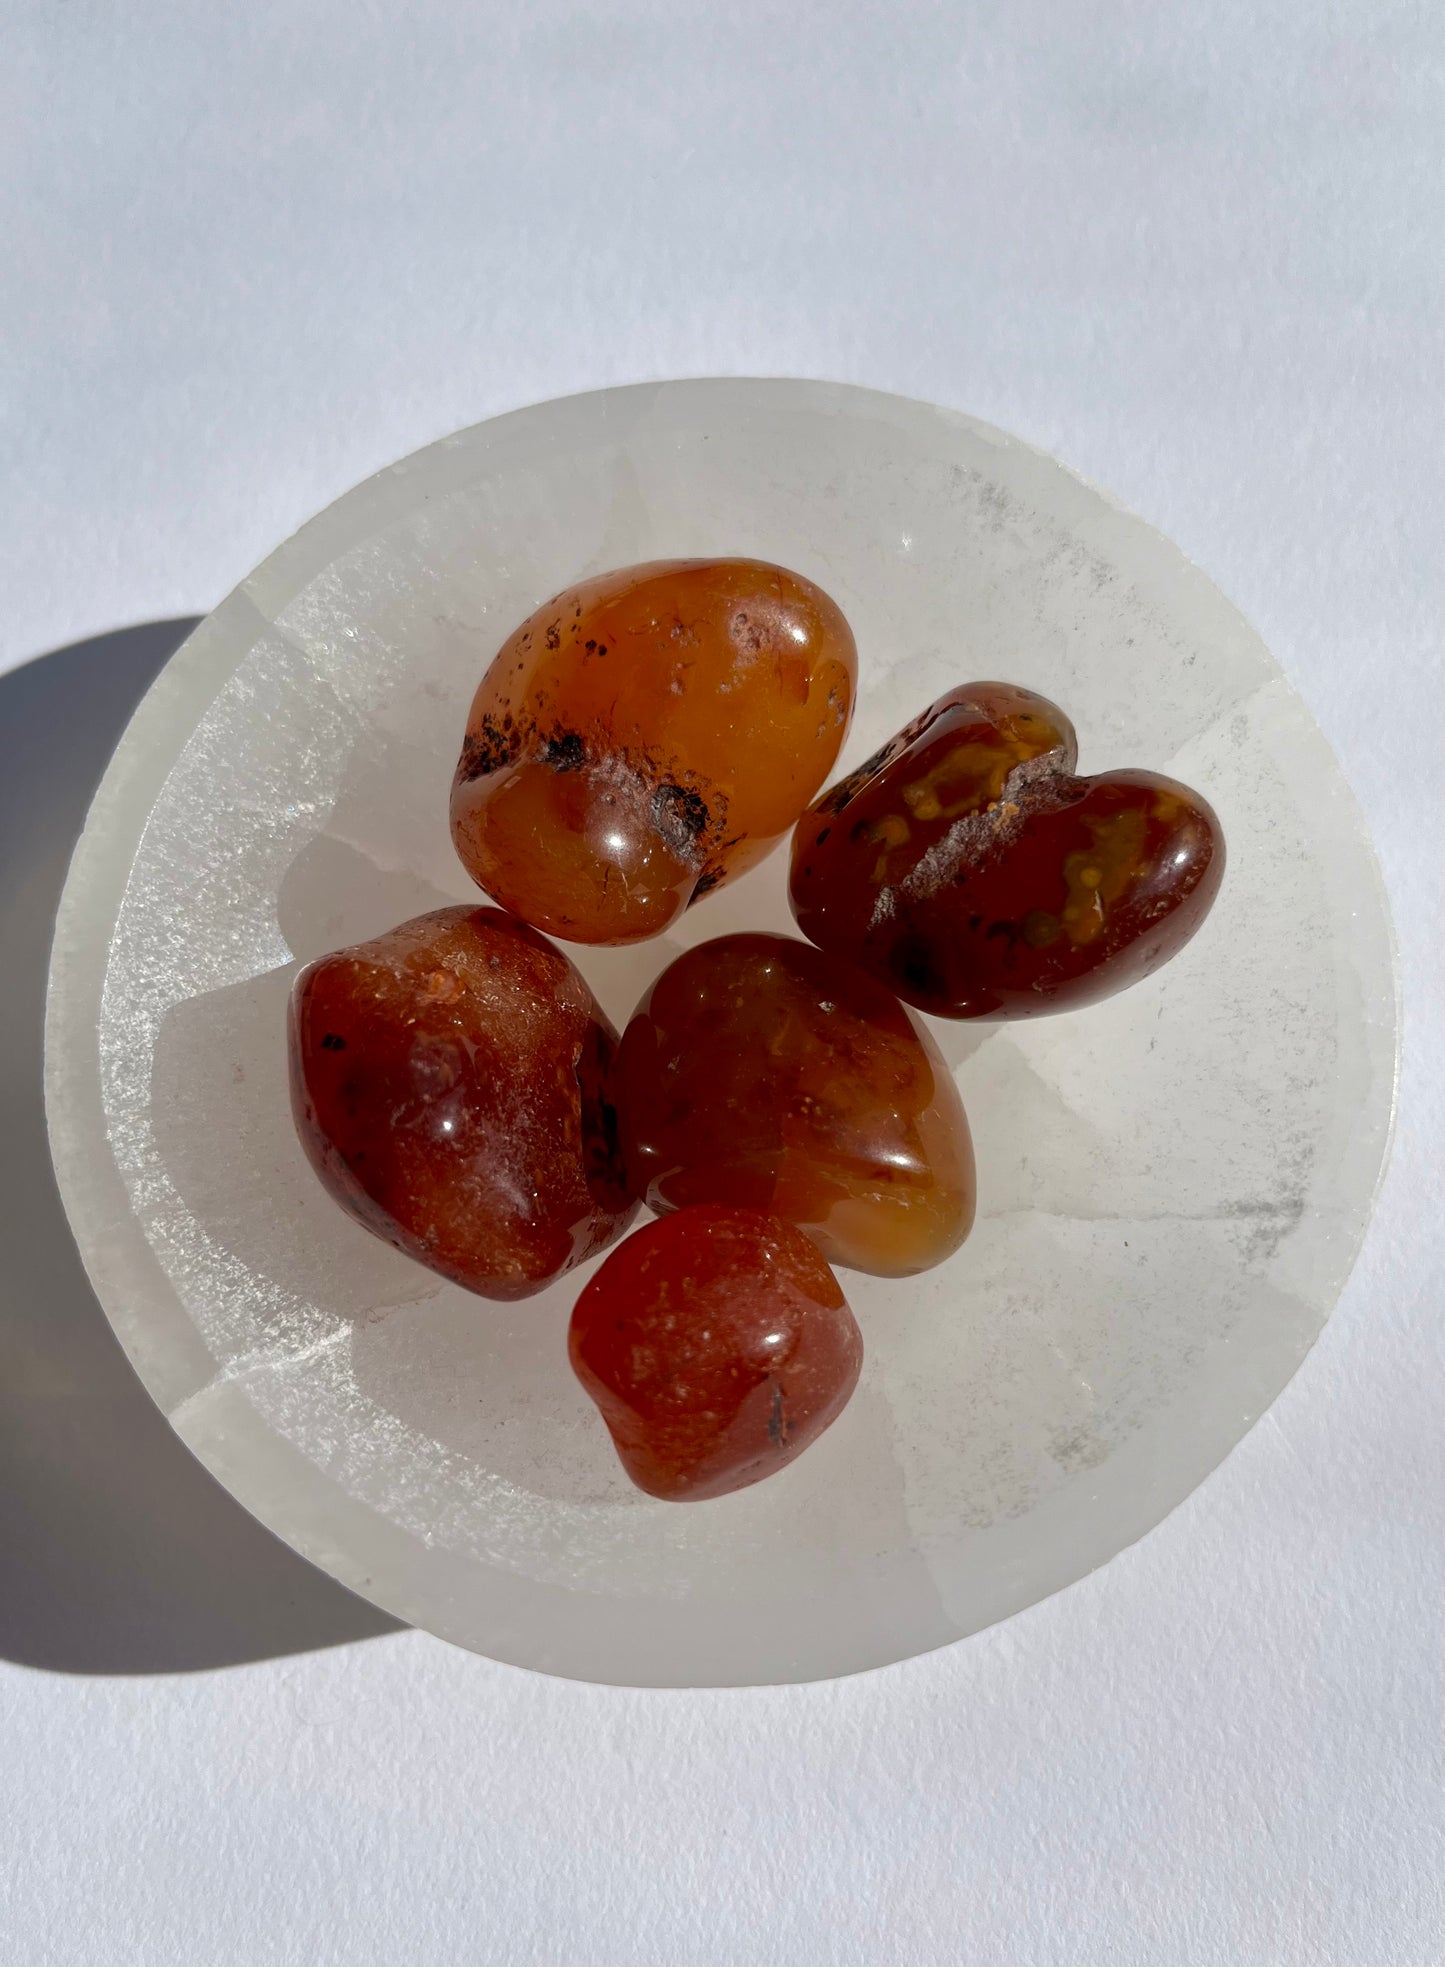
[1021,909,1062,949]
[901,741,1023,823]
[865,811,912,881]
[1060,810,1148,947]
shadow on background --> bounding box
[0,621,402,1673]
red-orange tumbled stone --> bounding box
[790,682,1224,1019]
[288,906,635,1299]
[450,559,857,945]
[616,933,975,1277]
[568,1205,863,1501]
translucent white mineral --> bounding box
[45,380,1397,1685]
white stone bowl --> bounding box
[45,380,1398,1685]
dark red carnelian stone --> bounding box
[790,681,1224,1018]
[289,906,635,1299]
[568,1205,863,1501]
[616,933,974,1277]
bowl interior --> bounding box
[46,380,1397,1684]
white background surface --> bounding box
[1,4,1440,1964]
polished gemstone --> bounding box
[569,1205,863,1501]
[616,932,974,1276]
[451,558,856,944]
[289,906,635,1298]
[790,681,1224,1017]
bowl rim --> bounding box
[42,376,1402,1685]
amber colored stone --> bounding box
[616,933,974,1277]
[789,682,1225,1019]
[450,559,857,945]
[568,1205,863,1500]
[288,906,635,1299]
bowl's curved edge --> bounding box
[41,377,1403,1687]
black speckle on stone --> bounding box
[585,639,596,653]
[768,1380,787,1448]
[545,620,562,651]
[652,782,711,853]
[457,715,515,781]
[819,738,898,815]
[687,871,721,905]
[320,1032,346,1051]
[583,1090,627,1203]
[823,762,880,818]
[542,731,586,772]
[891,936,947,1000]
[816,826,831,844]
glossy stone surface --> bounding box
[617,933,975,1276]
[790,682,1225,1019]
[451,558,856,945]
[569,1205,863,1501]
[289,906,635,1298]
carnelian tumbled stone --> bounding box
[288,906,635,1298]
[450,559,856,945]
[616,933,975,1276]
[569,1205,863,1501]
[790,682,1224,1019]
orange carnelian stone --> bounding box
[790,682,1224,1019]
[569,1205,863,1500]
[616,933,975,1276]
[289,906,635,1298]
[451,559,856,945]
